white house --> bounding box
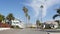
[11,19,25,28]
[43,21,58,29]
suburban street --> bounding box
[0,0,60,34]
[0,28,60,34]
[0,28,48,34]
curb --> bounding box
[0,28,10,31]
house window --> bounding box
[13,22,19,24]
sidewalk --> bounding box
[0,28,10,31]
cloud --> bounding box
[24,0,60,18]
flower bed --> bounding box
[0,23,11,28]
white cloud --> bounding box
[24,0,60,18]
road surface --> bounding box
[0,28,60,34]
[0,28,47,34]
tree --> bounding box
[23,7,28,14]
[36,20,41,28]
[23,6,28,27]
[6,13,15,21]
[53,8,60,26]
[53,9,60,19]
[0,14,5,22]
[28,15,30,23]
[40,5,44,23]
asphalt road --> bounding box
[39,29,60,34]
[0,28,60,34]
[40,29,60,32]
[0,28,47,34]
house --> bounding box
[42,21,58,29]
[6,19,25,28]
[11,19,25,28]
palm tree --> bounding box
[36,20,41,28]
[6,13,15,25]
[0,14,5,22]
[53,8,60,19]
[40,5,44,23]
[28,15,30,23]
[53,8,60,26]
[6,13,15,21]
[23,7,28,14]
[23,6,28,27]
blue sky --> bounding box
[0,0,60,24]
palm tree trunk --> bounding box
[59,20,60,26]
[26,16,28,28]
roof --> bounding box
[44,21,58,25]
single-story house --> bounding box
[42,21,58,29]
[11,19,25,28]
[6,19,25,28]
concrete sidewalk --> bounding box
[0,28,10,31]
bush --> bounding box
[0,23,10,28]
[11,26,14,28]
[57,26,60,29]
[16,26,20,28]
[11,26,23,29]
[29,26,36,28]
